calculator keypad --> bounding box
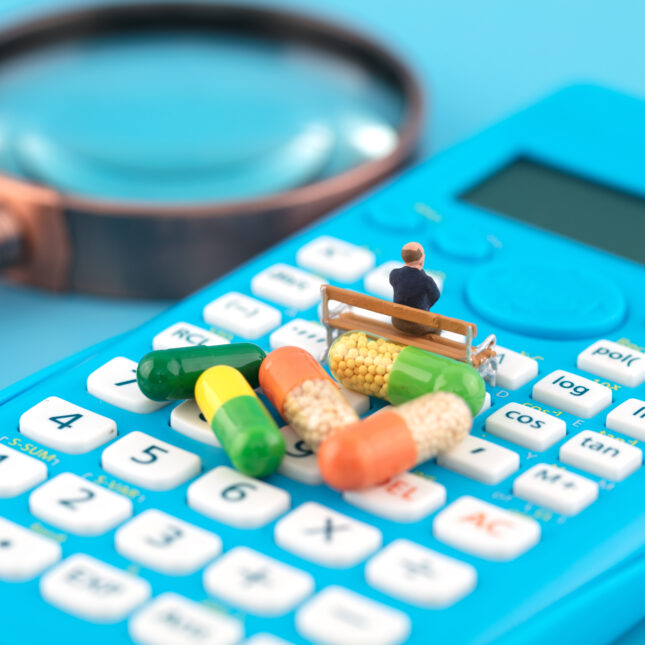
[269,318,328,361]
[203,292,281,339]
[20,396,117,454]
[169,399,220,447]
[29,472,132,536]
[605,398,645,440]
[296,236,375,283]
[101,431,201,491]
[577,339,645,387]
[152,321,229,351]
[0,444,47,497]
[41,553,150,622]
[494,346,539,390]
[251,263,326,310]
[277,425,323,485]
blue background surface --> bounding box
[1,0,644,382]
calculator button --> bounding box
[203,546,314,616]
[0,443,47,497]
[87,357,168,413]
[41,553,150,623]
[606,399,645,440]
[187,466,290,528]
[436,435,519,484]
[152,321,229,351]
[433,496,540,561]
[269,319,327,361]
[364,261,444,300]
[278,425,322,485]
[29,472,132,536]
[170,399,220,447]
[485,403,566,451]
[476,392,491,416]
[577,339,645,387]
[0,516,61,582]
[494,346,539,390]
[513,464,598,515]
[339,386,370,415]
[102,431,201,491]
[129,592,243,645]
[115,509,222,575]
[203,292,281,339]
[251,263,326,310]
[466,262,626,339]
[343,472,446,523]
[532,370,611,418]
[559,430,641,481]
[19,396,117,454]
[296,236,375,283]
[245,635,293,645]
[365,539,477,608]
[274,501,381,568]
[296,586,410,645]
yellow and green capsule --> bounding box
[195,365,285,478]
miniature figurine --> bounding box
[389,242,440,335]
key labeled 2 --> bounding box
[532,370,611,418]
[102,431,201,491]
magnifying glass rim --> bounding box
[0,1,425,218]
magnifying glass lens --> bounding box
[0,32,405,202]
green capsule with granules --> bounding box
[137,343,265,401]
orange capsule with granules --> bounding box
[318,391,472,490]
[259,346,358,450]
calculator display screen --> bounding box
[460,157,645,264]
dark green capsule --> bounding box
[137,343,266,401]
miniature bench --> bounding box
[320,285,497,374]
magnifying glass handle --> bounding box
[0,210,24,268]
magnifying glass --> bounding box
[0,3,424,298]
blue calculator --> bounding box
[2,83,645,645]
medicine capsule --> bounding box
[137,343,265,401]
[328,331,485,415]
[195,365,285,477]
[259,346,359,450]
[318,391,472,490]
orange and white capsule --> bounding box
[318,391,472,490]
[259,346,358,450]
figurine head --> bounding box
[401,242,425,269]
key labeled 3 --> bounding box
[532,370,611,418]
[102,431,201,491]
[577,339,645,387]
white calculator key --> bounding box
[204,546,314,616]
[0,443,47,497]
[364,260,444,299]
[343,472,446,522]
[437,435,519,485]
[251,263,326,310]
[339,386,370,415]
[87,357,168,413]
[577,339,645,387]
[485,402,566,451]
[269,319,327,361]
[513,464,598,515]
[606,399,645,440]
[296,586,410,645]
[245,635,293,645]
[170,399,220,447]
[115,509,222,575]
[152,321,229,351]
[29,472,132,536]
[365,539,476,608]
[203,292,281,339]
[274,501,381,568]
[559,430,642,481]
[433,496,540,560]
[495,346,539,390]
[187,466,290,529]
[0,516,61,581]
[41,553,150,623]
[19,396,117,454]
[129,592,243,645]
[102,431,201,491]
[532,370,611,418]
[278,425,322,485]
[296,236,375,283]
[476,392,491,416]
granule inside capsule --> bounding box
[282,378,358,450]
[328,331,404,398]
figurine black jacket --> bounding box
[389,266,440,312]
